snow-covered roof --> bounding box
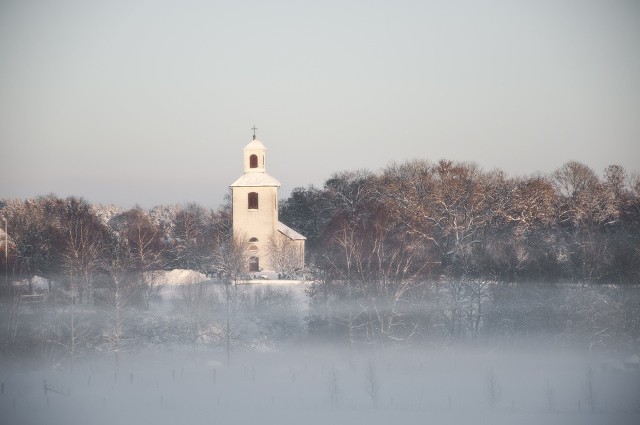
[230,172,281,187]
[277,221,306,240]
[244,139,266,150]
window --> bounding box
[250,154,258,168]
[248,192,258,209]
[249,237,259,242]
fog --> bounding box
[1,280,639,425]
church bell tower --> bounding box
[230,129,281,272]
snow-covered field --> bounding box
[1,343,638,425]
[2,275,639,425]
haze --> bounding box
[1,0,639,208]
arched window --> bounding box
[248,192,258,209]
[249,154,258,168]
[249,237,259,242]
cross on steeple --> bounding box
[251,125,258,140]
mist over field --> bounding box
[2,159,640,424]
[1,278,639,425]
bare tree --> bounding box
[111,208,165,309]
[214,234,249,285]
[584,364,597,413]
[364,361,380,407]
[465,280,492,338]
[0,287,23,356]
[1,196,64,287]
[439,279,468,339]
[544,379,556,412]
[486,367,501,412]
[268,234,303,277]
[60,198,107,305]
[170,203,217,273]
[104,247,135,381]
[327,367,342,408]
[552,162,617,282]
[213,234,249,363]
[380,160,492,276]
[41,297,92,372]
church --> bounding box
[230,131,306,275]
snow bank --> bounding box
[12,275,49,291]
[147,269,208,286]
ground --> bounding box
[2,275,639,425]
[1,344,638,425]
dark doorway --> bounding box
[249,256,259,272]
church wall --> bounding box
[273,231,305,271]
[232,185,278,271]
[230,136,305,275]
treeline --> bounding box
[280,160,640,285]
[1,159,638,290]
[0,196,231,302]
[277,159,640,348]
[0,159,639,354]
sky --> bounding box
[1,0,639,209]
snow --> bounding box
[1,345,638,425]
[277,221,307,240]
[148,269,208,286]
[244,139,266,150]
[12,275,49,291]
[1,275,639,425]
[230,172,281,187]
[92,204,124,227]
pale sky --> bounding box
[1,0,639,208]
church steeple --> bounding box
[229,129,306,275]
[243,139,266,173]
[243,130,267,173]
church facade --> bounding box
[230,134,306,274]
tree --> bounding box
[498,175,559,281]
[268,234,303,277]
[364,361,380,406]
[379,160,492,277]
[327,367,342,407]
[552,161,618,282]
[168,203,218,273]
[110,208,165,309]
[213,234,249,363]
[279,185,333,251]
[214,234,249,285]
[584,364,597,413]
[319,170,374,345]
[42,288,93,372]
[485,367,501,412]
[59,197,110,305]
[0,196,65,287]
[104,242,135,381]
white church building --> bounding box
[230,133,306,274]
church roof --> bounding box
[277,221,306,240]
[244,139,266,150]
[230,172,281,187]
